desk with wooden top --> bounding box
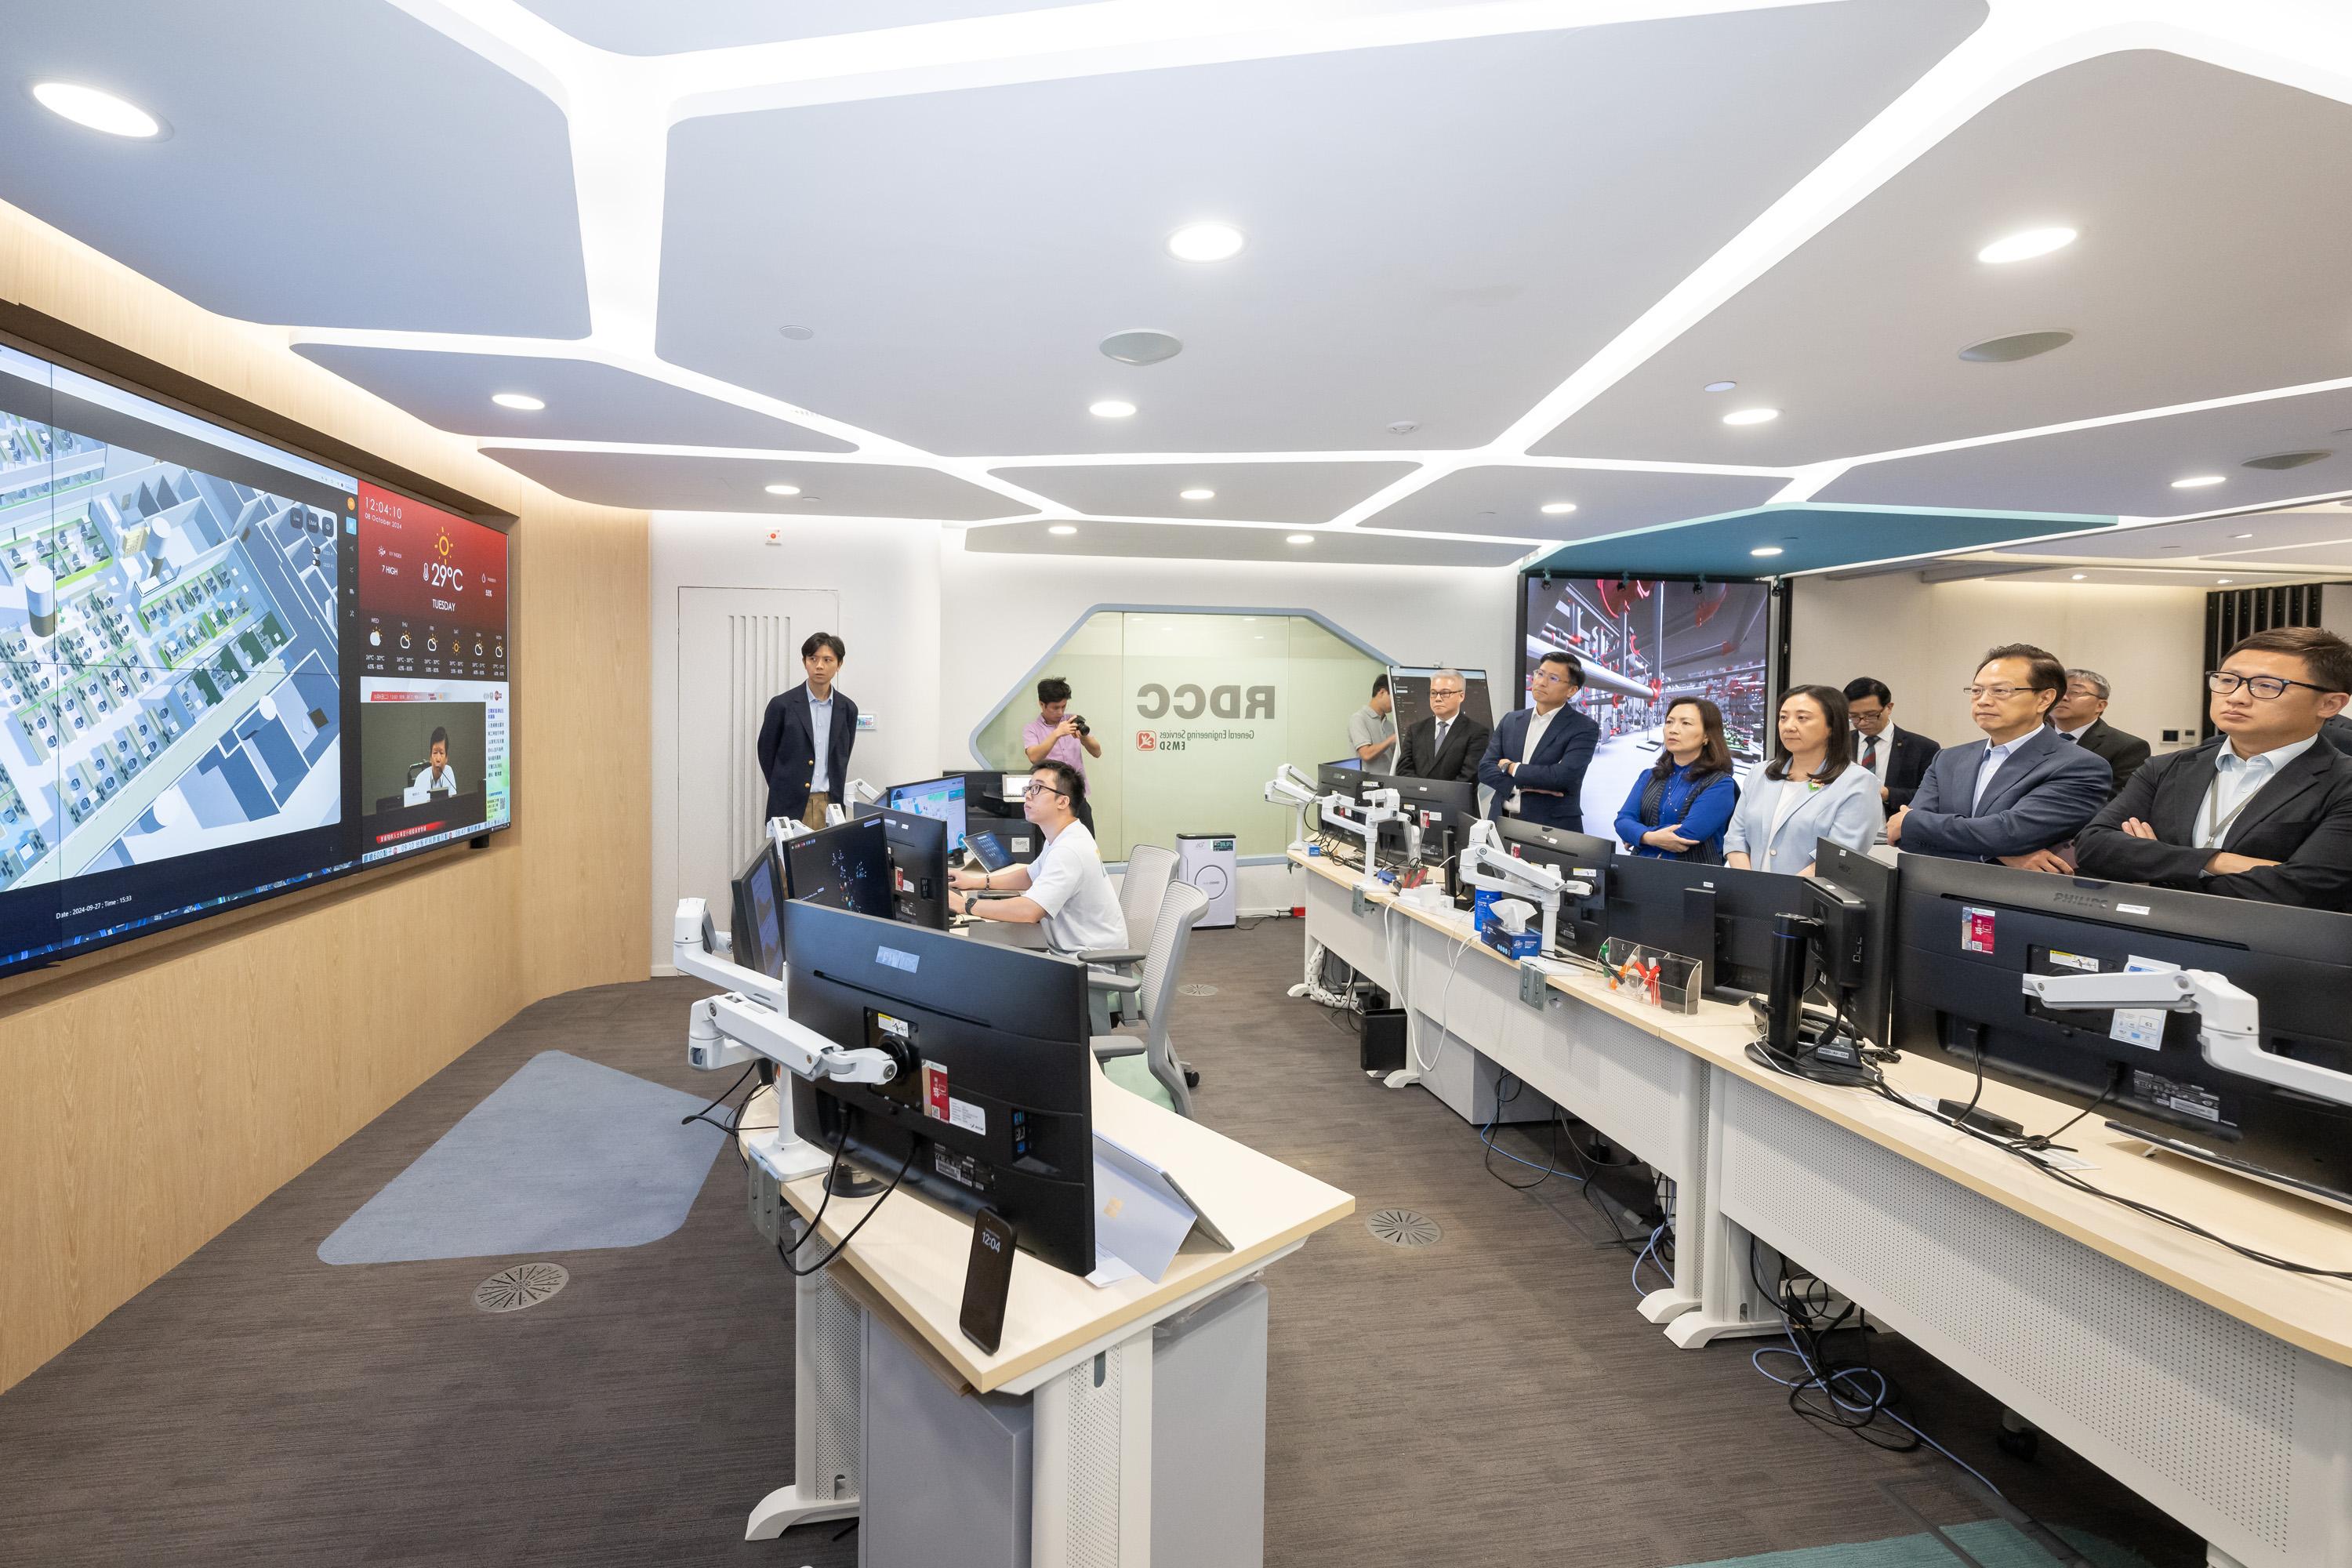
[1289,847,2352,1568]
[736,1068,1352,1566]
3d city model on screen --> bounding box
[0,337,514,978]
[1521,576,1773,832]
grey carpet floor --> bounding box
[0,918,2200,1567]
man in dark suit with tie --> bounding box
[2047,667,2151,800]
[1396,667,1491,782]
[1886,644,2111,869]
[1842,677,1938,810]
[2077,626,2352,910]
[1478,651,1601,831]
[757,631,859,830]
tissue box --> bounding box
[1472,889,1539,960]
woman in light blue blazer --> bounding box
[1723,684,1883,876]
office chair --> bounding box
[1093,880,1209,1118]
[1084,844,1179,1030]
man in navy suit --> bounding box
[1886,643,2110,869]
[1478,651,1601,832]
[757,631,859,829]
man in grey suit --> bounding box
[1886,643,2111,870]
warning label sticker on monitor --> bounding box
[1961,907,1996,954]
[921,1060,950,1121]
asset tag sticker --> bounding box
[1961,907,1996,954]
[948,1096,986,1136]
[921,1060,951,1121]
[2108,956,2170,1051]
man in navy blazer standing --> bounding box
[1479,651,1602,832]
[1886,643,2110,869]
[757,631,859,830]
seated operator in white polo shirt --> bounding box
[944,760,1127,953]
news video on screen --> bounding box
[1519,575,1773,836]
[0,334,514,980]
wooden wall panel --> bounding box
[0,198,651,1392]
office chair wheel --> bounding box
[1995,1422,2041,1461]
[1182,1065,1201,1089]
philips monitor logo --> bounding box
[875,946,920,974]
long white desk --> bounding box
[1290,848,2352,1568]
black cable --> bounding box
[2017,1073,2118,1153]
[678,1062,759,1140]
[1481,1076,1570,1191]
[777,1126,921,1278]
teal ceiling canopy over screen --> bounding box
[1523,503,2117,579]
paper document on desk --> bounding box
[1089,1131,1234,1284]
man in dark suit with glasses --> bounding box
[2076,626,2352,911]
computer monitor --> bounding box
[966,811,1043,865]
[885,775,969,851]
[875,807,950,931]
[728,842,786,980]
[782,817,895,920]
[784,901,1098,1275]
[1312,760,1369,844]
[1497,820,1615,959]
[1606,855,1809,998]
[1892,855,2352,1207]
[1806,840,1895,1047]
[1377,777,1480,878]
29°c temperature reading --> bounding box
[419,559,466,592]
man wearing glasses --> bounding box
[2077,627,2352,909]
[1886,643,2111,869]
[1396,668,1490,782]
[1479,651,1601,831]
[944,761,1127,951]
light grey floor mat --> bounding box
[318,1049,728,1264]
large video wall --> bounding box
[0,336,511,978]
[1519,575,1773,833]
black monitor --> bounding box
[784,902,1098,1275]
[885,775,969,851]
[1497,819,1614,959]
[1378,777,1481,878]
[966,811,1042,865]
[1314,760,1367,843]
[876,807,950,931]
[1806,840,1896,1047]
[728,842,786,980]
[1892,856,2352,1206]
[782,817,895,920]
[1606,855,1809,998]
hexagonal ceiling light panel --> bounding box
[515,0,1101,53]
[963,520,1528,567]
[988,463,1418,525]
[1362,466,1787,543]
[481,448,1029,518]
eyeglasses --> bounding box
[1429,687,1464,697]
[2207,670,2334,701]
[1962,684,2033,701]
[1022,781,1069,799]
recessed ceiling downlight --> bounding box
[764,484,800,496]
[490,392,544,412]
[1167,222,1245,262]
[1750,546,1784,557]
[2071,573,2087,580]
[776,324,815,341]
[1101,329,1183,366]
[2170,475,2226,489]
[2242,450,2333,470]
[2234,532,2255,539]
[1704,381,1737,393]
[1088,400,1136,419]
[1048,524,1078,536]
[31,82,166,138]
[1722,408,1780,426]
[1286,533,1314,546]
[1977,227,2077,264]
[1178,488,1214,501]
[1540,502,1577,516]
[1958,330,2074,363]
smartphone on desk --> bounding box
[960,1207,1018,1354]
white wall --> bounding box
[1788,575,2209,753]
[648,511,945,967]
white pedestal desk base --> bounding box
[746,1486,857,1542]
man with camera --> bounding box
[1023,675,1102,831]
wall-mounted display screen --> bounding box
[0,336,513,979]
[1520,576,1772,835]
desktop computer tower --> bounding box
[1175,833,1237,928]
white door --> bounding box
[673,586,838,937]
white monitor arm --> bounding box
[674,898,905,1178]
[1264,763,1321,852]
[822,778,884,826]
[1457,819,1593,958]
[2021,965,2352,1110]
[1321,786,1410,885]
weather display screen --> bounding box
[0,336,513,979]
[1520,576,1773,834]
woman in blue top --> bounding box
[1614,696,1739,862]
[1723,684,1883,876]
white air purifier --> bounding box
[1174,833,1238,929]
